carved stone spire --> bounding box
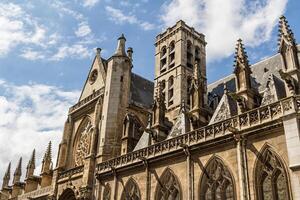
[26,149,36,178]
[278,15,296,48]
[188,60,209,129]
[233,39,257,112]
[114,33,127,56]
[234,39,252,92]
[2,162,11,189]
[152,81,166,126]
[278,16,300,95]
[13,157,22,184]
[41,142,52,174]
[151,81,170,141]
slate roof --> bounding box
[208,45,300,97]
[130,73,154,109]
[207,45,300,124]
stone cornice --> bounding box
[69,88,104,114]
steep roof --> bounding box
[130,73,154,109]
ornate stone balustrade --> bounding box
[18,186,52,200]
[69,88,104,113]
[96,95,300,174]
[58,165,84,179]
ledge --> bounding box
[69,88,104,113]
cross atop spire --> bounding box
[278,15,296,46]
[234,39,250,73]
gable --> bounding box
[79,55,106,101]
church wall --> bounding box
[96,125,293,200]
[246,126,291,200]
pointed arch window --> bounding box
[199,157,235,200]
[160,46,167,73]
[168,76,174,107]
[121,178,141,200]
[255,146,290,200]
[187,40,193,69]
[195,46,201,64]
[169,41,175,68]
[155,168,181,200]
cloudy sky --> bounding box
[0,0,299,184]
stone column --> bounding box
[146,165,151,200]
[180,144,193,200]
[112,168,118,200]
[187,154,194,200]
[234,133,250,200]
[283,113,300,199]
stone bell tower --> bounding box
[154,20,207,123]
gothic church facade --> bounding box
[1,16,300,200]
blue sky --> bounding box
[0,0,300,181]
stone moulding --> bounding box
[69,88,104,113]
[96,95,300,175]
[58,165,84,180]
[18,186,52,200]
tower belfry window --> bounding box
[168,76,174,106]
[160,46,167,73]
[187,40,193,69]
[195,46,200,63]
[169,41,175,69]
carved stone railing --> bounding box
[96,95,300,174]
[58,165,84,180]
[18,186,52,200]
[69,88,104,113]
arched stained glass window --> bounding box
[255,146,290,200]
[199,157,235,200]
[155,168,181,200]
[120,178,141,200]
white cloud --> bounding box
[82,0,100,8]
[51,44,92,61]
[105,6,155,30]
[0,80,80,183]
[0,3,47,56]
[20,48,45,60]
[160,0,288,62]
[75,22,92,37]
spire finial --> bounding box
[28,149,36,169]
[41,141,52,174]
[234,38,250,72]
[13,157,22,184]
[26,149,36,178]
[278,15,296,47]
[5,162,11,177]
[43,141,52,163]
[114,33,127,56]
[2,162,11,189]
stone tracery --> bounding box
[120,178,141,200]
[199,157,235,200]
[255,146,290,200]
[74,118,93,166]
[155,168,181,200]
